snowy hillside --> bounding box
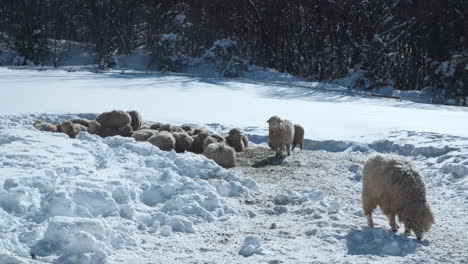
[0,69,467,263]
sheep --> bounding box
[190,128,204,136]
[127,110,143,131]
[33,120,58,132]
[203,134,226,150]
[191,132,210,154]
[362,153,434,240]
[87,121,102,135]
[291,124,304,151]
[242,134,249,148]
[181,125,193,132]
[148,131,176,151]
[150,122,163,130]
[172,132,194,153]
[172,127,185,133]
[160,123,173,132]
[57,121,87,138]
[140,125,151,130]
[132,129,158,142]
[69,118,91,127]
[100,124,132,138]
[203,143,237,168]
[96,110,132,129]
[267,116,295,157]
[225,128,245,152]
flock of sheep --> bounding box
[33,110,434,241]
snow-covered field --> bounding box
[0,68,467,263]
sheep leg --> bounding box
[300,143,303,150]
[366,214,374,228]
[388,215,398,232]
[286,144,291,156]
[291,144,296,151]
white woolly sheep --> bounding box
[191,132,210,154]
[172,132,194,153]
[132,129,158,142]
[96,110,132,129]
[127,110,143,131]
[362,153,434,240]
[148,131,176,151]
[225,128,245,152]
[292,124,304,151]
[69,118,91,127]
[87,120,102,135]
[267,116,295,157]
[33,120,58,132]
[58,121,87,138]
[203,143,237,168]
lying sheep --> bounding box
[150,122,163,130]
[160,124,173,132]
[203,134,226,150]
[190,128,204,136]
[242,134,249,148]
[96,110,132,129]
[140,124,151,130]
[172,132,193,153]
[57,121,87,138]
[148,131,176,151]
[33,120,58,132]
[267,116,295,157]
[127,110,143,131]
[203,143,237,168]
[172,127,185,133]
[225,128,245,152]
[362,153,434,240]
[132,129,158,142]
[69,118,91,127]
[291,124,304,151]
[191,132,210,154]
[181,125,193,132]
[100,124,133,138]
[87,120,102,135]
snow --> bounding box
[0,68,467,263]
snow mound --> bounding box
[0,121,257,263]
[238,235,265,257]
[345,227,420,256]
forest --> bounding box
[0,0,466,98]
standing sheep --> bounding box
[127,110,143,131]
[172,132,194,153]
[225,128,245,152]
[148,131,176,151]
[362,154,434,240]
[291,124,304,151]
[267,116,295,157]
[203,143,237,168]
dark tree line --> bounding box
[0,0,466,98]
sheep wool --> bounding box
[127,110,143,131]
[292,124,305,151]
[33,120,58,132]
[226,128,245,152]
[362,153,434,240]
[132,129,158,142]
[96,110,132,129]
[203,143,237,168]
[148,131,176,151]
[172,132,194,153]
[267,115,295,157]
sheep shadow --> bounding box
[252,155,287,168]
[344,227,423,257]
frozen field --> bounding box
[0,68,467,263]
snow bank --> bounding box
[0,118,257,263]
[238,235,265,257]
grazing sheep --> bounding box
[127,110,143,131]
[225,128,245,152]
[69,118,91,127]
[87,121,102,135]
[33,120,58,132]
[148,131,176,151]
[203,134,225,150]
[267,116,295,157]
[132,129,158,142]
[191,132,210,154]
[291,124,304,151]
[150,122,163,130]
[203,143,237,168]
[58,121,87,138]
[362,154,434,240]
[96,110,132,129]
[172,132,194,153]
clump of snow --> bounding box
[238,235,265,257]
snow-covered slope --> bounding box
[0,68,467,263]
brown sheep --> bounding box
[57,121,87,138]
[225,128,245,152]
[292,124,304,151]
[362,153,434,240]
[242,134,249,148]
[87,121,102,135]
[127,110,143,131]
[267,116,294,157]
[96,110,132,129]
[132,129,158,142]
[69,118,91,127]
[203,134,226,150]
[203,143,237,168]
[150,122,163,130]
[172,132,194,153]
[191,132,210,154]
[33,120,58,132]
